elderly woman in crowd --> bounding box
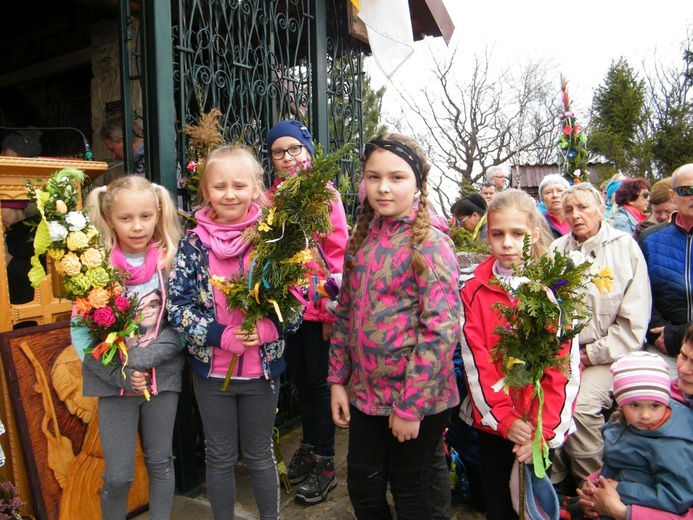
[609,178,651,234]
[539,174,571,239]
[550,183,651,491]
[451,193,488,240]
[634,177,675,239]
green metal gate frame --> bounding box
[116,0,365,493]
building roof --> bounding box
[509,163,601,189]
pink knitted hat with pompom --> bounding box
[611,351,671,407]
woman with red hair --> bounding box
[610,178,651,235]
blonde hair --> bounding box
[198,145,267,210]
[346,133,432,274]
[85,175,182,273]
[562,182,605,216]
[486,188,553,259]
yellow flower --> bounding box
[592,265,613,296]
[80,248,104,269]
[60,252,82,276]
[85,226,99,240]
[47,248,65,260]
[281,249,313,265]
[505,356,526,371]
[66,230,90,251]
[55,200,68,214]
[210,276,234,294]
[267,207,276,226]
[258,221,271,232]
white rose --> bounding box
[48,221,69,241]
[567,250,589,266]
[65,211,88,231]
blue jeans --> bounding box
[346,406,451,520]
[285,320,335,456]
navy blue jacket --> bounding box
[639,214,693,355]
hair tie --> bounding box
[411,245,419,251]
[363,136,424,187]
[346,254,354,259]
[100,186,107,193]
[151,183,158,189]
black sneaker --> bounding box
[287,444,314,485]
[295,454,337,505]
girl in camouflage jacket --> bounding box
[328,134,461,519]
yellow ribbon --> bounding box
[267,299,283,323]
[117,337,150,401]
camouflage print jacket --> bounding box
[327,215,461,421]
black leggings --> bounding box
[346,406,451,520]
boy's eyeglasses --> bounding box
[270,145,304,160]
[673,185,693,197]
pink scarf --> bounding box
[110,243,161,285]
[623,204,647,223]
[193,204,261,259]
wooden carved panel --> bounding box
[0,323,148,520]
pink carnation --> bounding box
[93,306,116,328]
[113,295,131,314]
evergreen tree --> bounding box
[589,58,646,173]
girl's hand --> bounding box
[507,419,533,444]
[234,327,259,348]
[389,414,420,443]
[512,442,533,463]
[330,384,350,428]
[130,370,150,393]
[582,477,627,520]
[580,348,592,367]
[322,321,332,342]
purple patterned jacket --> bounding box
[327,215,461,421]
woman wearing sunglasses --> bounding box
[609,177,651,235]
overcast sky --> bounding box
[369,0,693,118]
[364,1,693,211]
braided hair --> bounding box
[345,133,432,274]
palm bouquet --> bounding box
[490,237,612,477]
[210,144,350,388]
[557,75,589,184]
[26,169,145,396]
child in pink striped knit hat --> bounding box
[572,351,693,519]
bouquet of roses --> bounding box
[490,237,612,477]
[26,169,143,391]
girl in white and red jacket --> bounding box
[459,189,580,520]
[265,120,349,505]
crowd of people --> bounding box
[449,165,693,520]
[7,118,693,520]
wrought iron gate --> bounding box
[172,0,364,216]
